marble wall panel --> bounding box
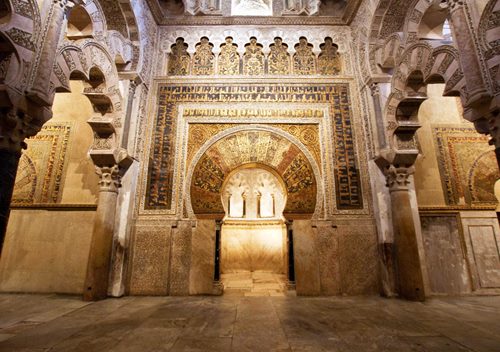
[461,212,500,291]
[169,221,193,295]
[292,220,321,295]
[190,220,216,295]
[221,222,286,273]
[315,221,341,295]
[129,224,172,295]
[420,214,471,295]
[336,220,379,295]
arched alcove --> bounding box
[221,165,286,220]
[219,165,288,288]
[188,128,320,295]
[188,128,318,219]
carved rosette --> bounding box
[96,165,121,193]
[384,165,414,192]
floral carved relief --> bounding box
[243,37,265,75]
[192,37,215,75]
[168,38,191,76]
[218,37,240,75]
[293,37,316,75]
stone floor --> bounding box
[221,271,288,296]
[0,294,500,351]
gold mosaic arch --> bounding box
[188,129,318,218]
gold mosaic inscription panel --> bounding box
[146,83,363,211]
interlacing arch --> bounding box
[384,42,465,141]
[478,0,500,97]
[0,0,41,93]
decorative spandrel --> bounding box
[218,37,240,75]
[243,37,265,76]
[193,37,215,75]
[318,37,342,75]
[293,37,316,75]
[168,38,191,76]
[268,37,290,75]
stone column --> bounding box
[27,0,75,104]
[384,165,426,301]
[83,165,121,301]
[446,0,490,108]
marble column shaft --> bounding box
[386,166,426,301]
[83,165,120,301]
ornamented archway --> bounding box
[186,127,321,219]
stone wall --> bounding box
[293,219,379,296]
[0,82,98,294]
[0,209,95,293]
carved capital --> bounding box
[489,112,500,150]
[95,165,121,192]
[384,165,414,192]
[53,0,79,11]
[0,108,43,153]
[370,83,380,97]
[445,0,465,11]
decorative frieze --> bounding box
[164,35,344,76]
